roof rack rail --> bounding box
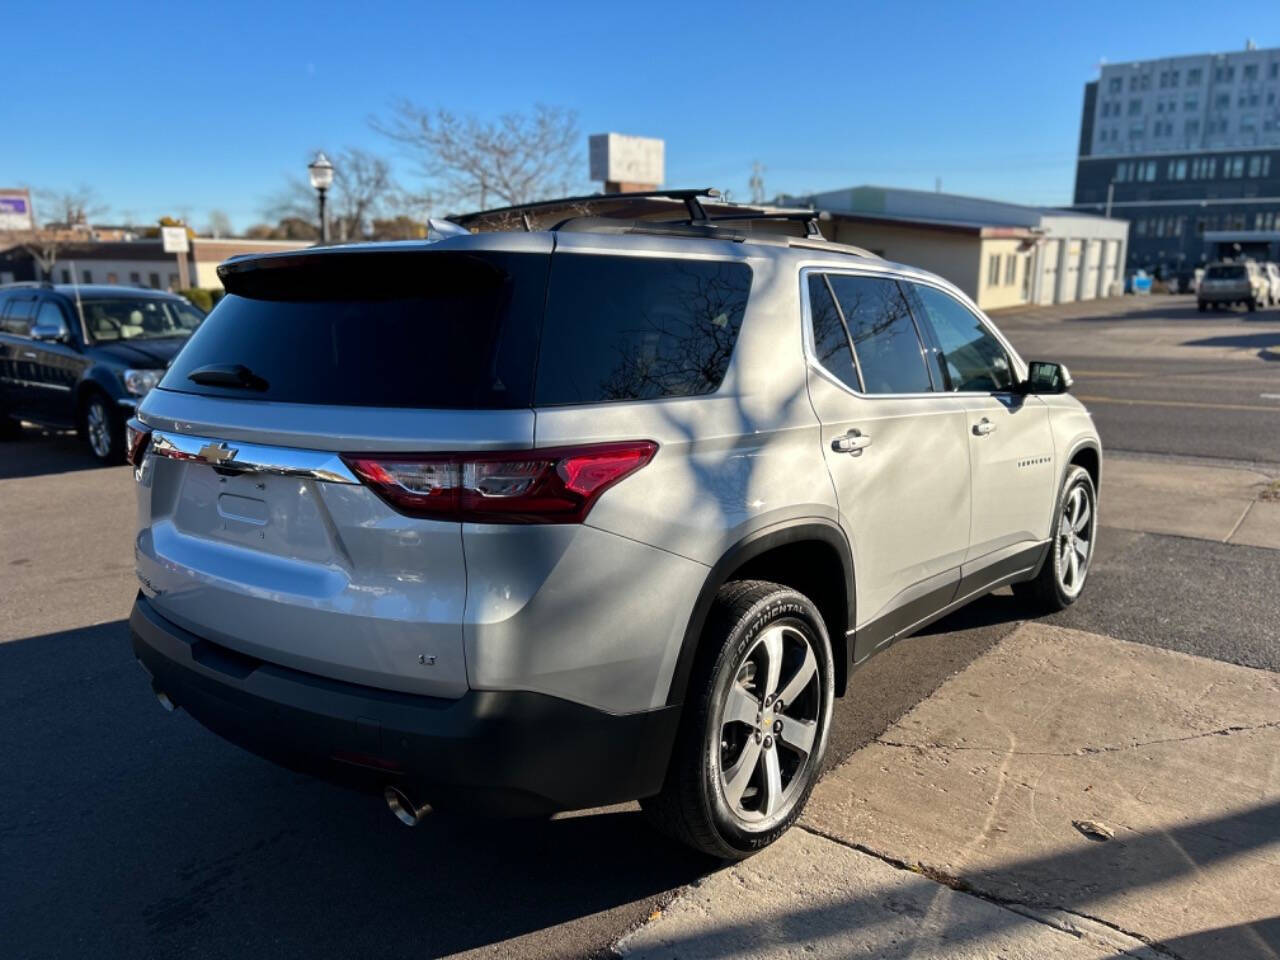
[701,209,831,238]
[449,188,722,231]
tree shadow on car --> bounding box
[0,620,712,960]
[0,422,105,479]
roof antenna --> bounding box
[69,260,87,331]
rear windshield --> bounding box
[1206,265,1245,279]
[162,251,548,408]
[161,248,752,409]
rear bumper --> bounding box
[130,594,680,815]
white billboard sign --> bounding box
[589,133,664,186]
[161,226,190,254]
[0,189,35,231]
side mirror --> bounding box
[1022,360,1073,395]
[31,321,70,343]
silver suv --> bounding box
[128,192,1101,859]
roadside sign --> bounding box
[161,226,190,254]
[0,188,34,231]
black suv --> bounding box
[0,283,205,462]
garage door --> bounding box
[1059,241,1082,303]
[1038,240,1059,305]
[1080,241,1100,301]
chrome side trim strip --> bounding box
[149,430,359,484]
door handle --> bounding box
[973,418,997,437]
[831,429,872,455]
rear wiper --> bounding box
[187,363,269,391]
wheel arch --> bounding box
[1066,439,1101,493]
[666,519,855,707]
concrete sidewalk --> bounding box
[1102,452,1280,549]
[619,625,1280,959]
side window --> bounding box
[911,284,1015,393]
[535,254,752,406]
[1,297,36,337]
[36,301,68,333]
[806,274,861,392]
[826,275,932,394]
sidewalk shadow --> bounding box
[1181,331,1280,361]
[0,621,711,959]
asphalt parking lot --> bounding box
[2,294,1278,959]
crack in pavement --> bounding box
[872,720,1280,758]
[795,823,1188,960]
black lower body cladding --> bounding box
[130,595,680,815]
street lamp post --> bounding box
[308,151,334,243]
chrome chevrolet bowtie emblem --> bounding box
[198,441,238,465]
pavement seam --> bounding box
[793,823,1187,960]
[1224,500,1255,543]
[871,720,1280,757]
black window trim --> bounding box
[902,279,1025,397]
[799,265,941,400]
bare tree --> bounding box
[36,185,107,228]
[372,102,581,211]
[265,147,395,241]
[205,209,233,238]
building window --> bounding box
[987,255,1000,287]
[1128,98,1142,116]
[129,272,141,284]
[1130,123,1145,141]
[1185,119,1200,138]
[1136,219,1147,237]
[1004,254,1017,286]
[1214,64,1234,83]
[1184,97,1198,112]
[1169,69,1179,87]
[1227,156,1245,177]
[1214,92,1230,110]
[168,273,179,289]
[1109,77,1123,94]
[1244,64,1258,81]
[1140,73,1150,90]
[1168,159,1187,179]
[1187,67,1202,85]
[60,269,71,283]
[1129,75,1139,92]
[106,273,118,284]
[1271,63,1279,79]
[1241,115,1258,136]
[82,269,92,283]
[148,272,160,288]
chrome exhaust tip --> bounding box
[152,682,177,713]
[384,785,431,826]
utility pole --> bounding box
[749,162,766,205]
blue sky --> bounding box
[5,0,1275,231]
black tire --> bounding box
[1013,465,1097,613]
[0,409,23,440]
[79,391,125,465]
[641,580,834,860]
[1249,298,1258,312]
[1197,301,1206,313]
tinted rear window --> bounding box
[534,253,752,405]
[1206,265,1245,279]
[162,251,548,408]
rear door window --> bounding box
[162,250,549,408]
[1,297,36,337]
[534,253,752,405]
[826,275,933,394]
[806,274,862,392]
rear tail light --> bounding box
[125,419,151,468]
[343,441,657,524]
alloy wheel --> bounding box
[1056,482,1094,598]
[86,400,112,459]
[716,622,822,829]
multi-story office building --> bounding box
[1073,44,1280,273]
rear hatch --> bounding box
[1202,264,1248,296]
[133,235,551,697]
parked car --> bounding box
[1197,261,1268,311]
[0,283,206,462]
[127,194,1102,860]
[1261,262,1280,306]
